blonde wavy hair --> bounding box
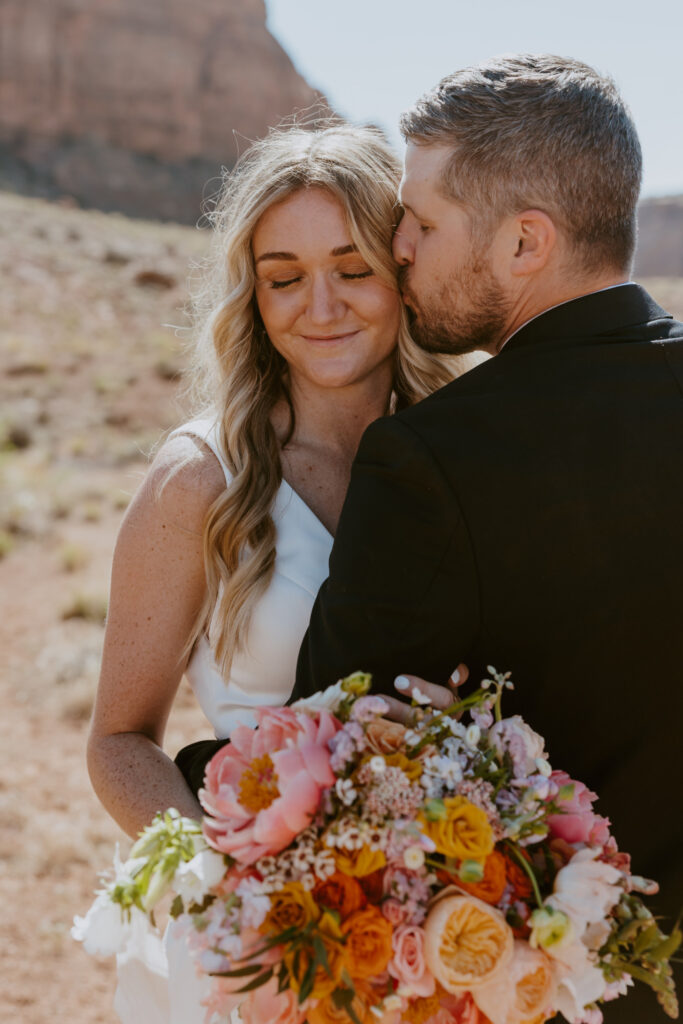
[184,124,468,676]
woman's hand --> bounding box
[379,663,469,724]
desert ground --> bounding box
[1,191,682,1024]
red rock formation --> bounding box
[0,0,331,220]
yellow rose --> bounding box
[334,844,386,878]
[383,751,423,782]
[420,796,494,862]
[261,881,320,935]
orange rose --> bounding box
[420,797,494,862]
[341,906,394,979]
[473,940,555,1024]
[456,849,507,905]
[314,872,366,919]
[306,980,378,1024]
[365,718,407,755]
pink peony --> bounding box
[547,771,611,847]
[200,707,340,864]
[388,925,435,997]
[239,975,308,1024]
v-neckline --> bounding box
[280,478,334,541]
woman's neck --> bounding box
[276,370,393,463]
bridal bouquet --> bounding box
[74,670,680,1024]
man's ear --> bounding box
[506,209,557,277]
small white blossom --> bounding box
[335,778,357,806]
[404,846,425,870]
[369,755,386,774]
[465,724,481,748]
[535,757,552,778]
[412,687,432,705]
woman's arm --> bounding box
[87,434,226,837]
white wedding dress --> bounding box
[114,417,334,1024]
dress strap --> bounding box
[167,417,233,486]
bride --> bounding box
[86,123,474,1022]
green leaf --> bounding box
[218,963,267,978]
[648,928,682,963]
[557,783,575,802]
[313,935,332,977]
[633,923,661,956]
[298,957,317,1003]
[169,895,184,919]
[423,798,446,821]
[235,968,274,994]
[331,986,362,1024]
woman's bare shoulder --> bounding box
[126,432,227,536]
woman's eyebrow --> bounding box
[255,251,296,264]
[255,244,359,264]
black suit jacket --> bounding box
[291,284,683,1021]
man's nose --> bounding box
[392,227,414,266]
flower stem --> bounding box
[504,841,543,909]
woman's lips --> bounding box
[301,330,360,343]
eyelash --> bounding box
[269,270,373,290]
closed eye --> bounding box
[269,277,302,289]
[341,270,373,280]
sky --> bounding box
[265,0,683,199]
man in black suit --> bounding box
[290,55,683,1020]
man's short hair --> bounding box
[400,54,642,273]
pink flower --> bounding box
[382,897,409,927]
[547,771,611,847]
[239,976,307,1024]
[488,716,547,776]
[200,707,340,864]
[388,925,435,998]
[429,991,480,1024]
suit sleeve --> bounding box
[292,415,480,700]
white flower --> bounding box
[235,877,271,929]
[173,848,226,906]
[547,847,623,937]
[403,846,425,870]
[335,778,357,806]
[550,938,607,1022]
[292,680,345,713]
[412,687,432,705]
[369,755,386,774]
[465,724,481,748]
[535,757,552,778]
[72,892,148,957]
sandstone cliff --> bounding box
[0,0,330,221]
[635,196,683,278]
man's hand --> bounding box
[380,664,469,724]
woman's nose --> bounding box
[308,276,344,323]
[392,227,414,266]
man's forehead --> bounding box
[399,142,451,203]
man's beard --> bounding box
[399,262,511,356]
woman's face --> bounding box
[252,188,401,393]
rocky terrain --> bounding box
[0,0,330,222]
[1,190,682,1024]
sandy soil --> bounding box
[1,191,681,1024]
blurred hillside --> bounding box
[0,0,331,223]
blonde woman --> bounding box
[87,125,473,1022]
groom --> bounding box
[290,54,683,1019]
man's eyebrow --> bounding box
[255,244,358,265]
